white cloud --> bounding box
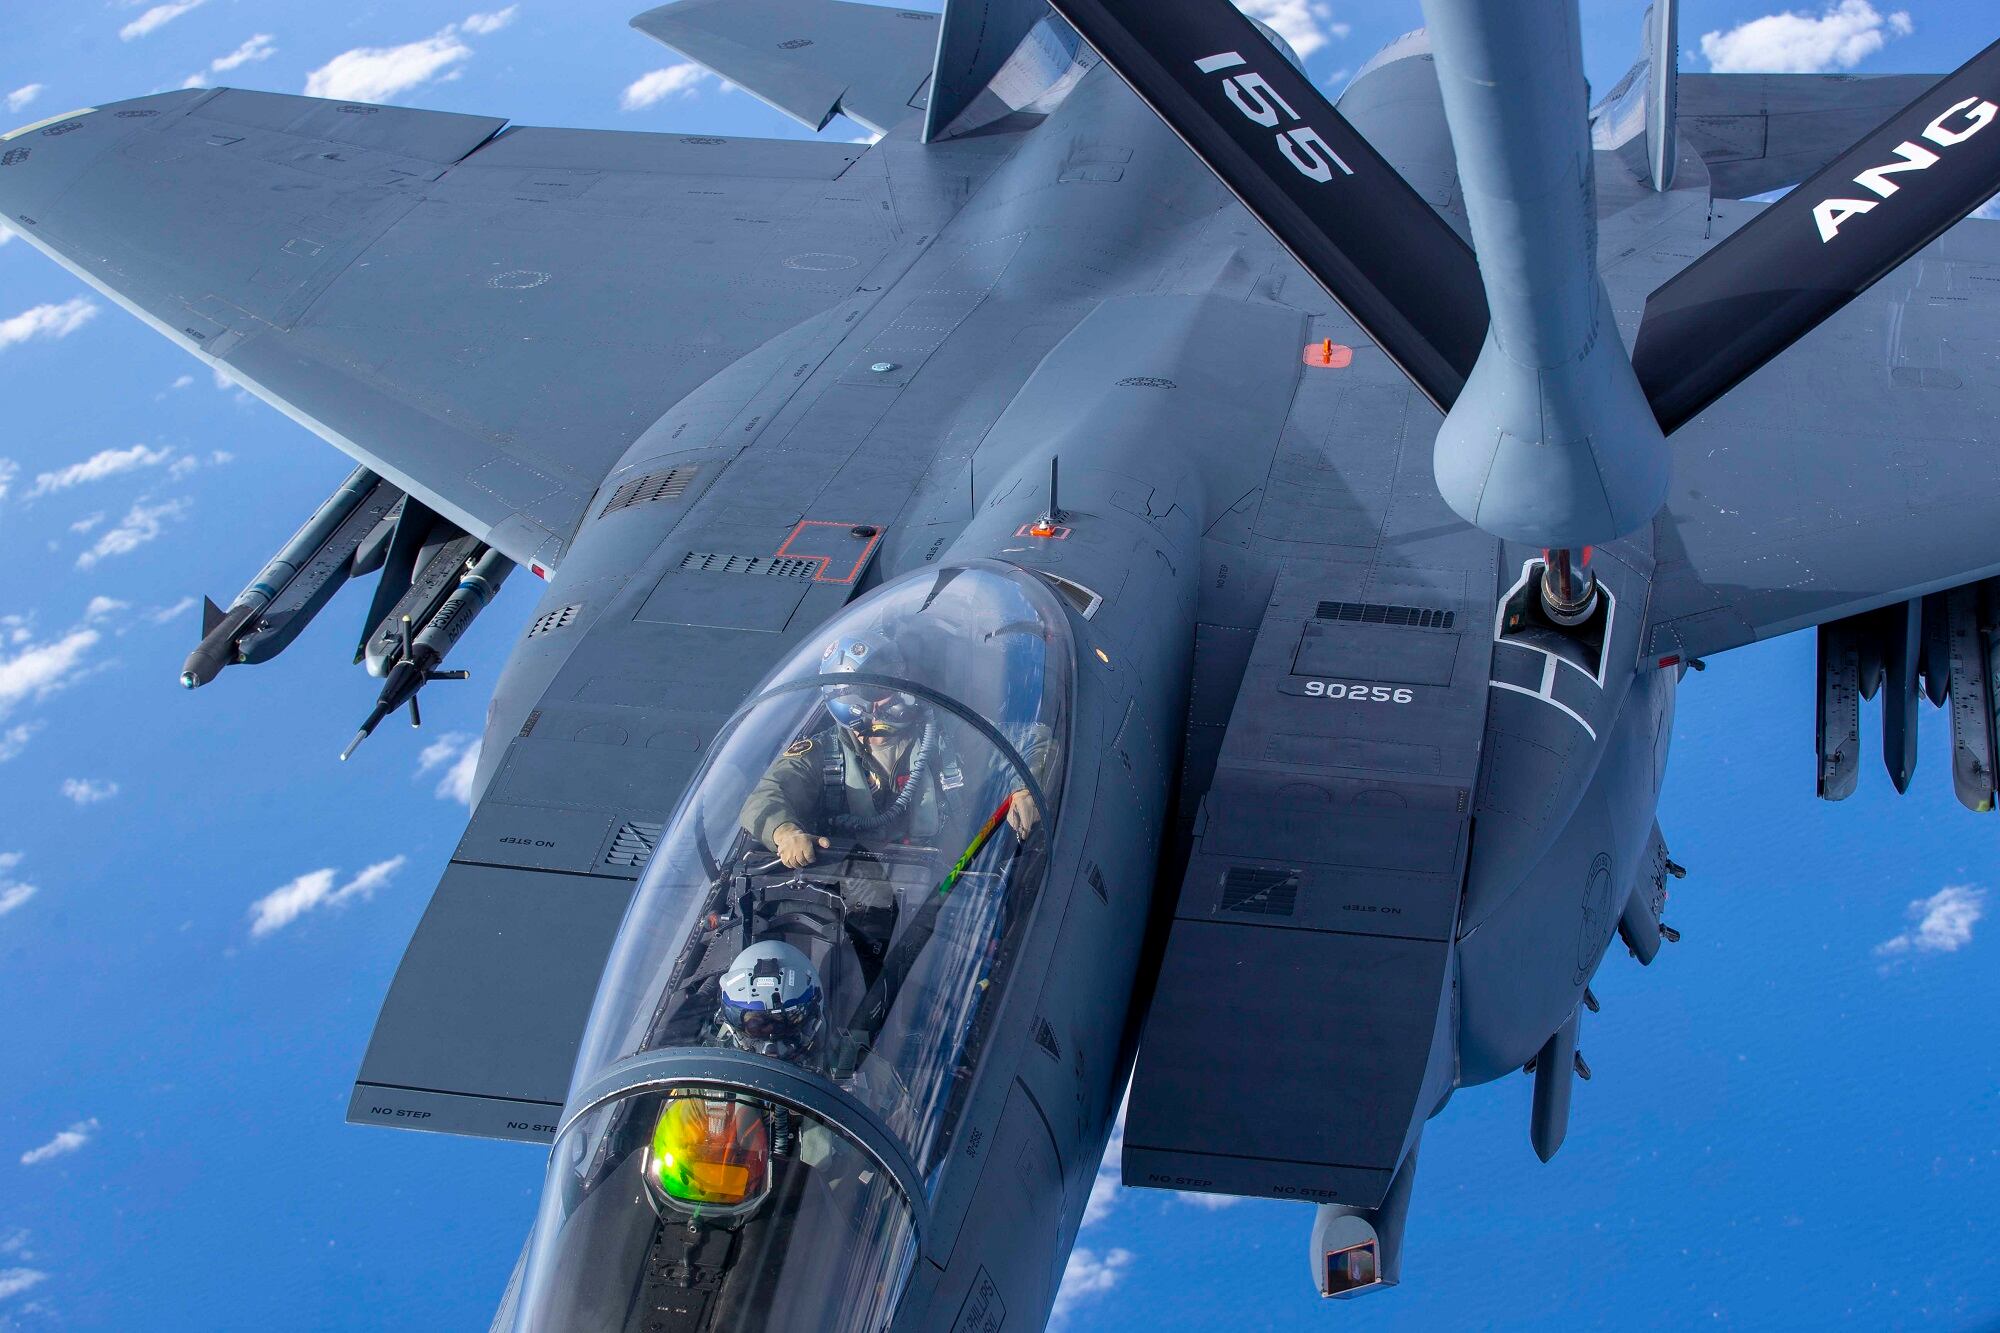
[1081,1087,1128,1228]
[0,852,36,919]
[19,1118,98,1166]
[1177,1191,1242,1209]
[147,596,197,625]
[77,498,187,569]
[0,1268,48,1301]
[120,0,207,42]
[1876,885,1984,962]
[169,374,194,391]
[26,444,174,499]
[1052,1247,1134,1323]
[60,778,118,805]
[210,33,276,73]
[1233,0,1346,58]
[1976,194,1999,222]
[68,513,105,535]
[0,298,99,353]
[248,856,407,937]
[416,732,481,804]
[0,461,16,503]
[621,63,711,111]
[1700,1,1912,73]
[461,6,518,36]
[0,723,38,762]
[0,224,12,247]
[82,597,128,623]
[5,85,43,115]
[305,29,474,102]
[0,627,99,717]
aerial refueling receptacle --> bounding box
[180,465,401,688]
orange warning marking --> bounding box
[776,520,882,584]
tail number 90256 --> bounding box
[1303,680,1414,704]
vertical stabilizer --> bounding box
[1646,0,1678,190]
[925,0,1053,140]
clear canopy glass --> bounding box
[511,563,1073,1332]
[511,1088,916,1333]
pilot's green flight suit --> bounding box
[739,723,966,986]
[740,725,961,858]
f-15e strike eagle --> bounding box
[5,0,1997,1325]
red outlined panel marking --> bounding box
[776,520,883,584]
[1014,523,1072,540]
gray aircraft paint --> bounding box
[1423,0,1670,546]
[4,1,1998,1327]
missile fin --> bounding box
[1530,1009,1579,1162]
[1921,591,1952,707]
[1882,599,1920,794]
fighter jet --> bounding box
[4,0,1996,1324]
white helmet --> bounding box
[716,941,824,1062]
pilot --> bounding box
[713,940,825,1067]
[739,630,1042,980]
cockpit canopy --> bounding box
[511,563,1074,1332]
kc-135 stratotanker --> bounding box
[7,0,1999,1324]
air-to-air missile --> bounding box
[341,546,513,761]
[358,524,487,678]
[179,465,402,688]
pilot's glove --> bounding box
[1006,788,1039,839]
[774,823,830,869]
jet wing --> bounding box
[1677,72,1943,200]
[0,88,888,574]
[1635,213,2000,661]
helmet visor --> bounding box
[825,686,919,733]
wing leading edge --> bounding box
[0,87,892,575]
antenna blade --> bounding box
[1046,0,1488,412]
[1633,37,2000,434]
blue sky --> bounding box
[0,1,1995,1329]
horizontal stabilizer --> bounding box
[631,0,940,134]
[1633,38,2000,433]
[1045,0,1488,411]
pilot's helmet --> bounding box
[716,941,824,1063]
[819,631,922,736]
